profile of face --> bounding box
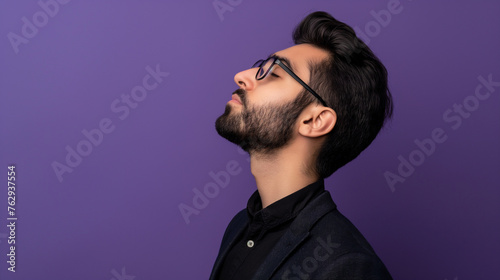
[215,44,329,154]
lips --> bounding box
[231,94,242,105]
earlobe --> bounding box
[298,107,336,138]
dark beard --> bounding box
[215,89,313,154]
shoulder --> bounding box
[298,191,380,256]
[307,251,393,280]
[277,193,392,279]
[311,207,379,255]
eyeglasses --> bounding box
[252,56,328,107]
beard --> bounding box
[215,89,313,154]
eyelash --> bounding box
[270,73,280,78]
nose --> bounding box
[234,68,257,91]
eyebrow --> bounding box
[269,53,296,73]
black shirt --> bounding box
[218,180,325,280]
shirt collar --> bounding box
[246,180,325,229]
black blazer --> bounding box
[210,191,392,280]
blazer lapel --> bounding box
[209,210,249,280]
[251,192,337,280]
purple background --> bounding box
[1,0,499,279]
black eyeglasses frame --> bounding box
[252,56,328,107]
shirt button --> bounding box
[247,240,254,248]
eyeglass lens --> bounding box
[256,57,275,80]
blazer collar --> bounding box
[209,191,337,280]
[252,191,337,279]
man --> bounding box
[211,11,393,280]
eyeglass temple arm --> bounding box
[276,60,328,107]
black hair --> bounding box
[293,11,393,178]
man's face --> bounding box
[215,44,329,154]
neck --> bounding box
[249,140,319,208]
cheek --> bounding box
[250,82,301,106]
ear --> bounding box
[298,105,337,138]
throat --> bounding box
[250,152,318,208]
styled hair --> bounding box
[293,11,393,178]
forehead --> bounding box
[273,44,329,79]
